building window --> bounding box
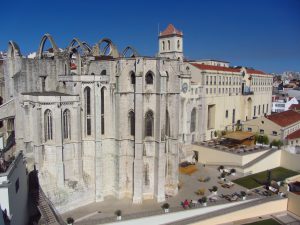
[162,41,165,50]
[130,72,135,85]
[266,104,269,114]
[260,129,264,134]
[254,106,256,117]
[272,131,277,136]
[190,108,196,132]
[177,40,180,49]
[144,164,150,186]
[15,178,19,193]
[101,87,106,135]
[63,109,71,139]
[145,72,154,84]
[258,105,261,115]
[248,127,252,132]
[145,110,154,137]
[263,104,265,114]
[225,110,228,118]
[129,111,135,136]
[44,109,53,141]
[166,110,170,137]
[232,109,235,124]
[84,87,92,136]
[168,40,170,50]
[100,69,106,75]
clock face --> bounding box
[182,83,188,93]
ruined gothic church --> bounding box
[1,24,188,212]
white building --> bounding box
[272,95,298,113]
[0,152,28,225]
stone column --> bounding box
[133,59,144,204]
[72,102,83,182]
[55,101,65,187]
[95,82,104,201]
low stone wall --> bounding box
[281,150,300,172]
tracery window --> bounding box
[101,87,106,135]
[145,110,154,137]
[190,108,196,132]
[44,109,53,141]
[63,109,71,139]
[129,111,135,136]
[84,87,91,136]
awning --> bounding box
[223,131,254,141]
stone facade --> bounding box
[0,24,273,212]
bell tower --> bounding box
[158,24,183,60]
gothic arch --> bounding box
[122,46,139,58]
[96,38,119,58]
[7,41,22,58]
[68,38,91,57]
[37,34,59,59]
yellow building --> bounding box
[186,60,273,141]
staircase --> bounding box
[241,149,280,169]
[29,170,65,225]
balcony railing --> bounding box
[242,91,254,96]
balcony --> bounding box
[242,91,254,96]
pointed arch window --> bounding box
[130,72,135,85]
[84,87,92,136]
[144,164,150,186]
[145,71,154,85]
[166,110,170,137]
[63,109,71,139]
[190,108,196,132]
[44,109,53,141]
[101,87,106,135]
[145,110,154,137]
[129,111,135,136]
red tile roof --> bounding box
[266,110,300,127]
[286,129,300,140]
[289,104,300,111]
[160,24,183,37]
[246,69,266,75]
[190,63,241,73]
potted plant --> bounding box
[66,217,74,225]
[230,168,236,176]
[201,196,207,206]
[218,165,224,172]
[162,203,170,213]
[240,191,247,200]
[212,186,218,195]
[115,210,122,221]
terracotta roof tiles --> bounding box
[190,63,241,73]
[286,129,300,140]
[266,110,300,127]
[160,24,183,37]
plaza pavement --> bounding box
[61,163,258,225]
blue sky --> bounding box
[0,0,299,74]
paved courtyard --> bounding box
[61,163,261,225]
